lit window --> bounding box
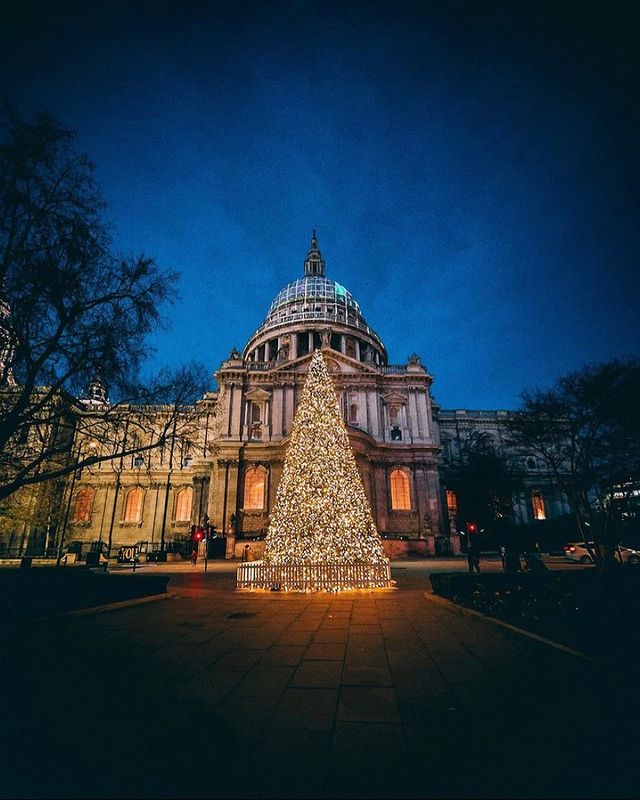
[446,489,457,516]
[531,493,546,521]
[175,487,193,522]
[124,489,143,523]
[72,488,94,522]
[244,467,265,510]
[390,469,411,510]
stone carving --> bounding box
[277,334,291,361]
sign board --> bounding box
[119,545,138,563]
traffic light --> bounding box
[191,525,204,542]
[465,521,478,535]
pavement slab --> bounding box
[0,571,637,799]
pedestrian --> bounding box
[467,533,481,574]
[523,548,548,573]
[190,548,198,566]
[503,539,521,574]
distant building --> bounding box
[1,233,570,558]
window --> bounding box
[390,469,411,511]
[124,488,143,523]
[349,404,358,424]
[244,467,265,510]
[72,488,94,522]
[526,457,537,470]
[531,492,546,521]
[446,489,457,517]
[391,426,402,441]
[175,487,193,522]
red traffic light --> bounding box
[465,522,478,534]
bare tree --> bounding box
[507,358,640,569]
[0,108,208,502]
[446,429,521,532]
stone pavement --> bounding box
[0,569,636,799]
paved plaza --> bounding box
[0,565,635,799]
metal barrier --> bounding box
[236,560,392,591]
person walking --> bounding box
[467,533,481,574]
[190,548,198,566]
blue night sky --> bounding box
[2,0,639,408]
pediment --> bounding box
[381,391,408,405]
[244,387,271,401]
[269,348,381,375]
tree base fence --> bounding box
[236,560,393,592]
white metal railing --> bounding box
[236,561,392,591]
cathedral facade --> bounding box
[18,233,568,560]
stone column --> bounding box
[409,391,423,440]
[272,386,283,437]
[418,391,431,439]
[284,385,295,435]
[231,385,243,440]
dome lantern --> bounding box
[303,229,325,277]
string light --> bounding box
[238,349,391,591]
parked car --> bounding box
[562,542,640,565]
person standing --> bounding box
[467,533,481,574]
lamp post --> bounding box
[57,438,97,566]
[159,417,178,554]
[105,420,129,570]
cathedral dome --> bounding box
[263,276,366,330]
[243,232,387,366]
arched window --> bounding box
[244,467,265,510]
[390,469,411,511]
[446,489,457,517]
[124,488,143,523]
[72,488,94,522]
[531,492,546,521]
[175,487,193,522]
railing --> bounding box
[236,561,392,591]
[245,312,386,350]
[380,365,407,374]
[438,409,510,418]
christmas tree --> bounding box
[245,349,390,590]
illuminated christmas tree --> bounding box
[237,349,390,590]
